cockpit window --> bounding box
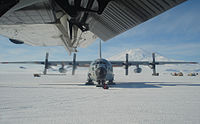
[92,60,108,66]
[97,61,106,64]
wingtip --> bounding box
[191,62,198,64]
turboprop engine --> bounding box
[134,67,142,73]
[59,67,67,73]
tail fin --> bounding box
[99,40,102,59]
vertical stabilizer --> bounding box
[99,40,102,59]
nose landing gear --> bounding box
[103,83,109,89]
[96,80,109,89]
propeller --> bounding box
[151,53,159,76]
[61,63,65,69]
[125,53,129,75]
[43,52,49,75]
[72,53,77,75]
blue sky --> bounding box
[0,0,200,62]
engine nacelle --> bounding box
[59,68,67,73]
[134,68,142,73]
[9,39,24,44]
[148,65,153,69]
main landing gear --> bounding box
[85,74,94,85]
[85,79,115,89]
[107,80,115,85]
[85,79,94,85]
[96,80,104,87]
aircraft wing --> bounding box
[0,61,44,65]
[111,61,149,67]
[110,61,197,67]
[0,61,92,67]
[1,61,196,67]
[111,60,198,76]
[47,61,92,67]
[0,0,187,54]
[154,61,198,65]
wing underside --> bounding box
[110,61,197,67]
[0,0,187,54]
[89,0,187,41]
[0,61,91,67]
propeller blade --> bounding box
[99,40,102,59]
[152,53,155,63]
[152,53,158,76]
[152,65,156,76]
[43,52,49,75]
[61,63,65,68]
[72,53,76,75]
[125,53,129,75]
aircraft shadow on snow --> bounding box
[39,82,200,89]
[2,82,199,89]
[110,82,200,89]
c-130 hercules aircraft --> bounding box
[0,41,197,89]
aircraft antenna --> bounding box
[99,40,102,59]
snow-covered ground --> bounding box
[0,68,200,124]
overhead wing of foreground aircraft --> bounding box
[0,0,187,54]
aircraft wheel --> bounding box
[96,84,103,87]
[108,80,115,85]
[103,84,109,89]
[85,81,94,85]
[96,80,104,87]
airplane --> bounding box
[0,0,187,54]
[0,41,198,89]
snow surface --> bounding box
[0,68,200,124]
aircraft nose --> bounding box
[96,67,107,80]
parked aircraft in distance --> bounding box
[0,0,187,54]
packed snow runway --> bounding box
[0,69,200,124]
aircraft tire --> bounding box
[85,82,94,85]
[108,80,115,85]
[96,84,103,87]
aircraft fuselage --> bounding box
[87,58,114,84]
